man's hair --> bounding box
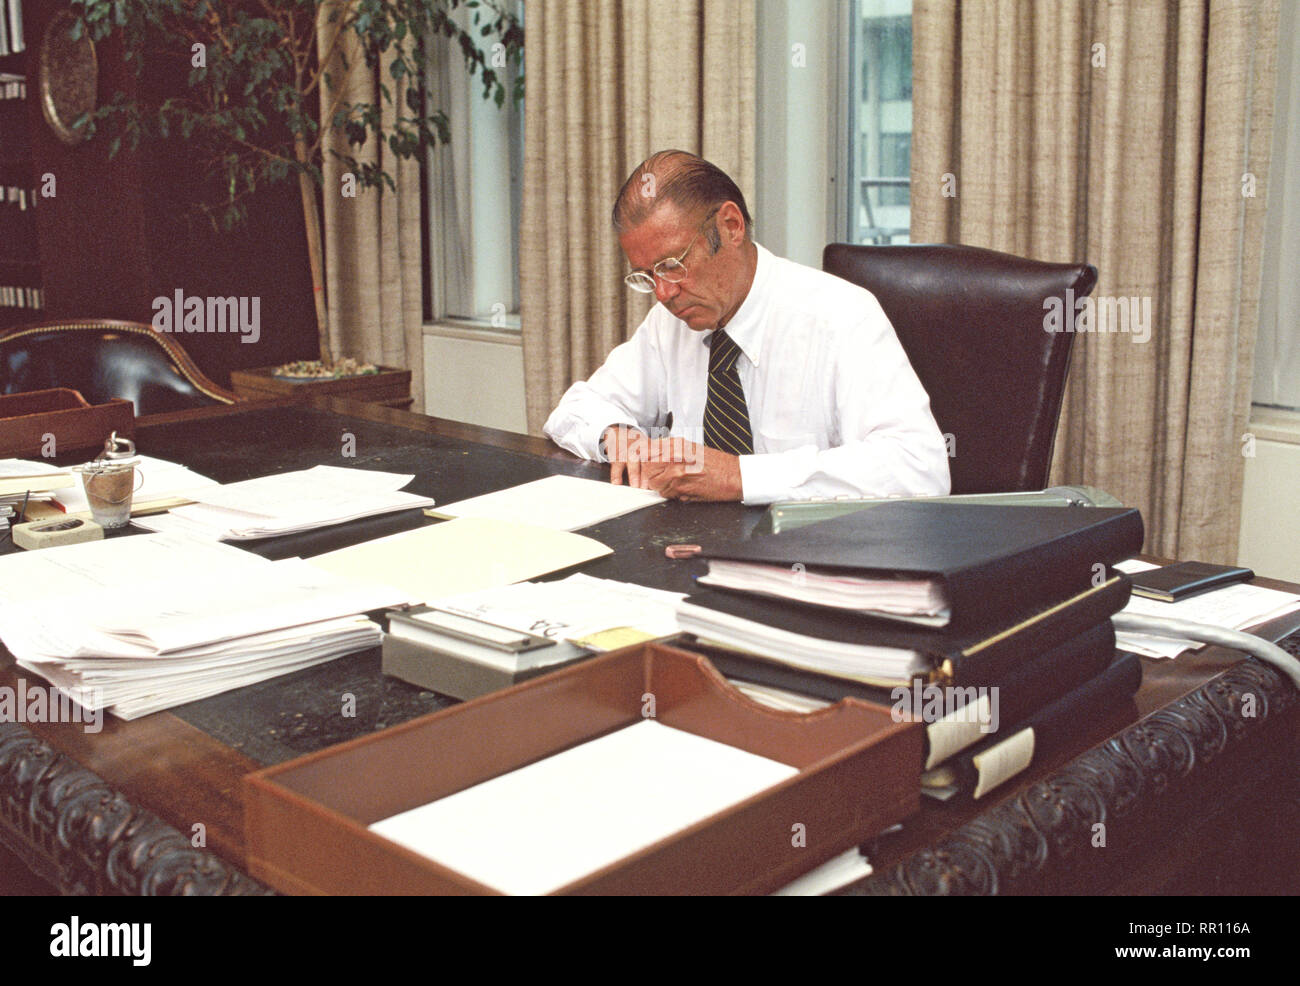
[612,150,753,239]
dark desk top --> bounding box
[2,396,1297,895]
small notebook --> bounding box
[1129,561,1254,602]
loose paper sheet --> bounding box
[1114,558,1300,658]
[370,720,798,895]
[429,474,663,531]
[131,464,434,539]
[305,517,612,604]
[53,455,217,513]
[432,574,683,648]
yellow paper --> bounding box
[304,517,612,604]
[572,627,655,651]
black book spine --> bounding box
[942,510,1145,632]
[942,574,1130,684]
[933,652,1143,799]
[701,619,1118,768]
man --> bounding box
[543,150,951,504]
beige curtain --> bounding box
[520,0,757,435]
[912,0,1278,563]
[317,9,426,412]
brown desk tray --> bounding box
[244,642,922,895]
[0,388,134,458]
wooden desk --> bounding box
[1,397,1297,895]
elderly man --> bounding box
[543,150,951,504]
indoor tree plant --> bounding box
[69,0,523,381]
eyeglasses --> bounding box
[623,207,721,293]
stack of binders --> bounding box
[677,500,1147,801]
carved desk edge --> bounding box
[0,656,1292,896]
[850,656,1297,895]
[0,722,270,896]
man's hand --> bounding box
[640,438,743,502]
[602,425,653,488]
[601,428,743,500]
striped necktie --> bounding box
[702,329,754,455]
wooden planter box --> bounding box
[230,365,412,409]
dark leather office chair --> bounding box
[823,243,1097,494]
[0,320,238,417]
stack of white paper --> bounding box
[699,558,951,625]
[370,720,798,895]
[132,464,435,540]
[0,459,75,510]
[432,574,684,650]
[1114,559,1300,658]
[0,532,405,719]
[52,454,219,514]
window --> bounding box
[1253,0,1300,413]
[844,0,912,245]
[422,3,523,328]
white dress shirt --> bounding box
[543,244,952,504]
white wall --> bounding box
[422,327,527,434]
[1237,4,1300,582]
[755,0,838,267]
[1238,411,1300,582]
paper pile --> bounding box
[0,459,75,511]
[432,573,683,650]
[0,532,405,719]
[132,464,435,540]
[53,454,219,514]
[1114,559,1300,658]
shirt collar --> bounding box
[706,242,772,366]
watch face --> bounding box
[39,10,98,146]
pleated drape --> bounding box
[912,0,1278,562]
[519,0,756,435]
[317,5,426,411]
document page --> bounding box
[370,720,798,895]
[53,455,218,513]
[306,517,612,604]
[433,574,684,648]
[1114,559,1300,657]
[0,531,260,607]
[430,474,663,531]
[132,465,435,539]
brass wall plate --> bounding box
[39,10,98,146]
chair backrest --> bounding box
[823,243,1097,494]
[0,320,237,417]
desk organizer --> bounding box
[0,388,134,458]
[244,642,921,895]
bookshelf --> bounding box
[0,1,40,331]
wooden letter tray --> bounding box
[244,642,921,895]
[0,388,134,458]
